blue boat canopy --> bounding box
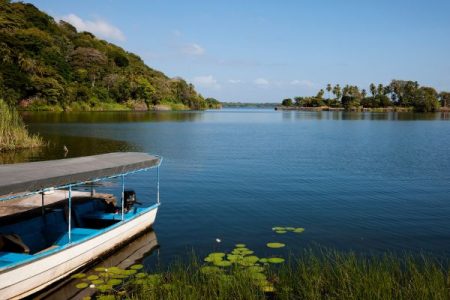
[0,152,160,199]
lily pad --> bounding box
[107,266,124,274]
[95,267,107,272]
[209,252,226,258]
[250,272,267,281]
[75,282,88,289]
[242,256,259,265]
[293,228,305,233]
[71,273,85,279]
[235,244,246,248]
[272,227,285,231]
[130,264,144,270]
[214,260,232,267]
[267,257,285,264]
[285,227,295,231]
[259,258,268,263]
[266,242,285,249]
[135,272,146,278]
[96,284,113,293]
[201,266,222,275]
[227,254,240,262]
[87,275,99,281]
[107,279,122,286]
[91,279,104,285]
[124,269,137,276]
[240,250,254,256]
[275,230,287,234]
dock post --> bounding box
[68,185,72,243]
[157,166,160,204]
[121,174,125,221]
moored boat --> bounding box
[0,152,162,299]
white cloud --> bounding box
[181,43,205,56]
[290,79,314,88]
[253,78,269,86]
[60,14,125,41]
[192,75,220,89]
[228,79,242,84]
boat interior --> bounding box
[0,190,149,269]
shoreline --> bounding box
[275,106,450,112]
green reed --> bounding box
[0,99,43,151]
[125,250,449,300]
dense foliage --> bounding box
[282,81,449,112]
[0,99,42,151]
[0,0,219,111]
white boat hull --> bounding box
[0,206,158,300]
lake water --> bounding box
[6,110,450,269]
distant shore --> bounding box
[275,106,450,112]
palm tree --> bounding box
[333,84,342,101]
[326,84,332,99]
[361,89,367,99]
[370,83,376,96]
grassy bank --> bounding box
[0,99,43,151]
[73,249,449,300]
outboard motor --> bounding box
[124,190,138,211]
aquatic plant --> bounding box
[267,242,285,249]
[0,99,43,151]
[272,226,305,234]
[71,264,145,297]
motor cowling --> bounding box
[124,190,137,211]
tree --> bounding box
[412,87,440,112]
[281,98,293,106]
[370,83,376,96]
[332,84,342,101]
[316,89,325,100]
[326,84,332,99]
[439,92,450,107]
[361,89,367,99]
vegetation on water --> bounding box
[0,99,43,151]
[0,0,221,111]
[281,81,450,112]
[72,225,449,300]
[73,251,450,300]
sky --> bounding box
[26,0,450,102]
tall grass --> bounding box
[126,250,449,300]
[0,99,43,151]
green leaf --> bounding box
[201,266,222,275]
[87,275,99,281]
[71,273,85,279]
[268,257,285,264]
[75,282,88,289]
[275,230,287,234]
[266,242,285,249]
[214,260,232,267]
[130,264,144,270]
[293,228,305,233]
[107,279,122,286]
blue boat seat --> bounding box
[54,228,98,245]
[0,252,32,268]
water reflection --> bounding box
[36,230,159,300]
[21,111,204,124]
[0,135,134,163]
[282,110,449,121]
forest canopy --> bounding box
[0,0,220,111]
[281,81,449,112]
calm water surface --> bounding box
[6,110,450,269]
